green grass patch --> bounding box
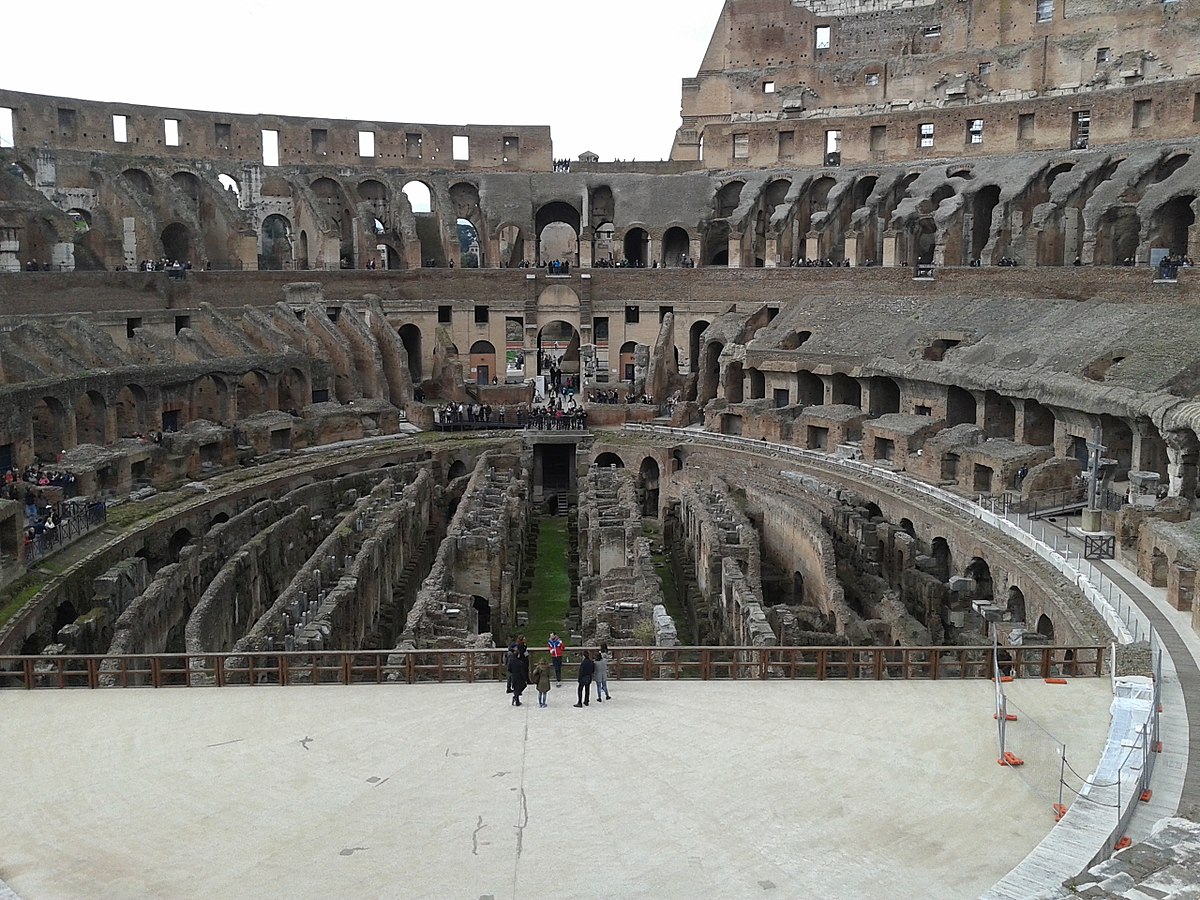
[522,517,571,648]
[0,577,46,631]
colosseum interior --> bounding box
[3,0,1200,897]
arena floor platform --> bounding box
[0,678,1114,900]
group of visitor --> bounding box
[552,159,572,173]
[134,258,191,272]
[527,395,587,431]
[789,257,851,268]
[506,633,612,709]
[1158,254,1194,280]
[4,465,80,500]
[546,259,571,275]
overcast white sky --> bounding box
[6,0,727,162]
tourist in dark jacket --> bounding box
[508,636,530,706]
[574,650,595,707]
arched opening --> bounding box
[469,340,497,386]
[455,218,481,268]
[618,341,638,383]
[260,214,293,270]
[1097,207,1141,266]
[622,228,649,267]
[688,320,711,375]
[930,537,952,580]
[699,341,724,403]
[662,227,690,267]
[536,201,581,267]
[796,371,824,406]
[1150,195,1195,256]
[121,168,153,195]
[209,512,230,529]
[54,601,79,635]
[279,368,308,412]
[863,502,883,521]
[964,557,994,603]
[706,221,731,266]
[913,219,937,265]
[191,375,226,423]
[168,528,193,563]
[171,171,200,202]
[115,384,148,437]
[671,450,684,473]
[595,452,624,469]
[946,386,976,426]
[298,230,309,270]
[20,633,41,655]
[639,457,661,517]
[899,518,916,538]
[807,176,837,213]
[780,330,813,350]
[970,185,1001,263]
[747,368,766,400]
[236,371,269,418]
[1035,614,1055,641]
[499,225,525,268]
[1006,586,1027,623]
[75,391,107,446]
[983,391,1016,439]
[472,596,491,635]
[792,571,805,604]
[160,223,190,264]
[868,377,901,415]
[32,397,68,460]
[1023,400,1055,446]
[537,321,581,379]
[715,182,744,218]
[398,324,423,382]
[402,181,432,214]
[67,208,92,233]
[448,460,468,480]
[218,173,240,197]
[830,373,861,407]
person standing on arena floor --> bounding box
[574,650,595,708]
[594,642,612,702]
[548,631,565,685]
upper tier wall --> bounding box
[0,90,553,173]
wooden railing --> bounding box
[0,645,1106,690]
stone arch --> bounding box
[191,374,227,423]
[1035,613,1055,641]
[829,373,861,407]
[639,456,661,517]
[930,537,952,580]
[725,360,744,404]
[970,185,1001,263]
[161,222,190,264]
[796,371,823,406]
[31,396,68,460]
[536,201,581,266]
[236,371,270,418]
[622,227,649,266]
[402,180,432,214]
[868,377,900,415]
[456,218,482,268]
[595,452,624,469]
[706,220,731,266]
[115,384,149,436]
[469,340,497,386]
[539,285,580,309]
[358,178,387,205]
[168,528,193,563]
[1096,207,1141,265]
[279,368,308,412]
[398,324,423,382]
[498,224,525,268]
[899,518,916,538]
[1023,400,1055,446]
[688,320,711,374]
[260,214,293,270]
[964,556,994,604]
[171,171,200,202]
[661,227,691,267]
[75,390,107,446]
[747,368,766,400]
[715,181,744,218]
[1006,586,1027,623]
[590,186,615,230]
[983,391,1016,439]
[1148,194,1195,256]
[448,459,468,480]
[537,320,581,375]
[121,168,153,195]
[54,601,79,635]
[946,386,976,426]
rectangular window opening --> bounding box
[126,317,142,339]
[1133,99,1152,130]
[918,123,935,149]
[923,25,941,38]
[870,125,887,151]
[815,26,831,50]
[438,305,453,324]
[778,131,794,159]
[311,128,328,155]
[215,123,231,150]
[174,315,191,334]
[593,317,609,342]
[1194,93,1200,123]
[358,130,375,157]
[659,306,674,321]
[866,72,880,86]
[406,132,423,159]
[624,306,640,324]
[57,107,75,131]
[763,81,776,94]
[474,305,489,324]
[1071,111,1091,150]
[164,118,180,147]
[967,119,984,145]
[261,129,279,167]
[979,62,992,76]
[1097,47,1111,64]
[1036,0,1054,23]
[112,114,128,144]
[503,135,519,163]
[0,107,12,148]
[733,133,749,160]
[1018,113,1036,140]
[452,135,470,161]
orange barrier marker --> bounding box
[1140,789,1153,803]
[997,751,1025,767]
[1052,803,1067,822]
[993,713,1018,721]
[1045,678,1068,685]
[992,676,1014,683]
[1114,837,1132,851]
[1154,741,1163,753]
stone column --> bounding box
[844,231,859,266]
[646,237,656,268]
[728,234,742,268]
[764,237,778,267]
[1165,429,1199,502]
[579,227,594,269]
[882,231,898,267]
[805,231,820,262]
[690,237,702,266]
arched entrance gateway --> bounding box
[536,201,581,267]
[536,320,581,382]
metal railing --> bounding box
[23,500,107,566]
[0,644,1106,690]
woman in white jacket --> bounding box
[594,641,612,702]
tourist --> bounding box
[505,638,518,694]
[508,635,530,706]
[533,660,551,708]
[1016,464,1028,488]
[594,642,611,702]
[548,631,564,685]
[574,649,595,707]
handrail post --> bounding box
[87,657,98,690]
[150,656,162,689]
[342,654,352,685]
[406,651,415,685]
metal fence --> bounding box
[0,644,1106,690]
[23,500,107,567]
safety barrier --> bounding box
[0,644,1106,690]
